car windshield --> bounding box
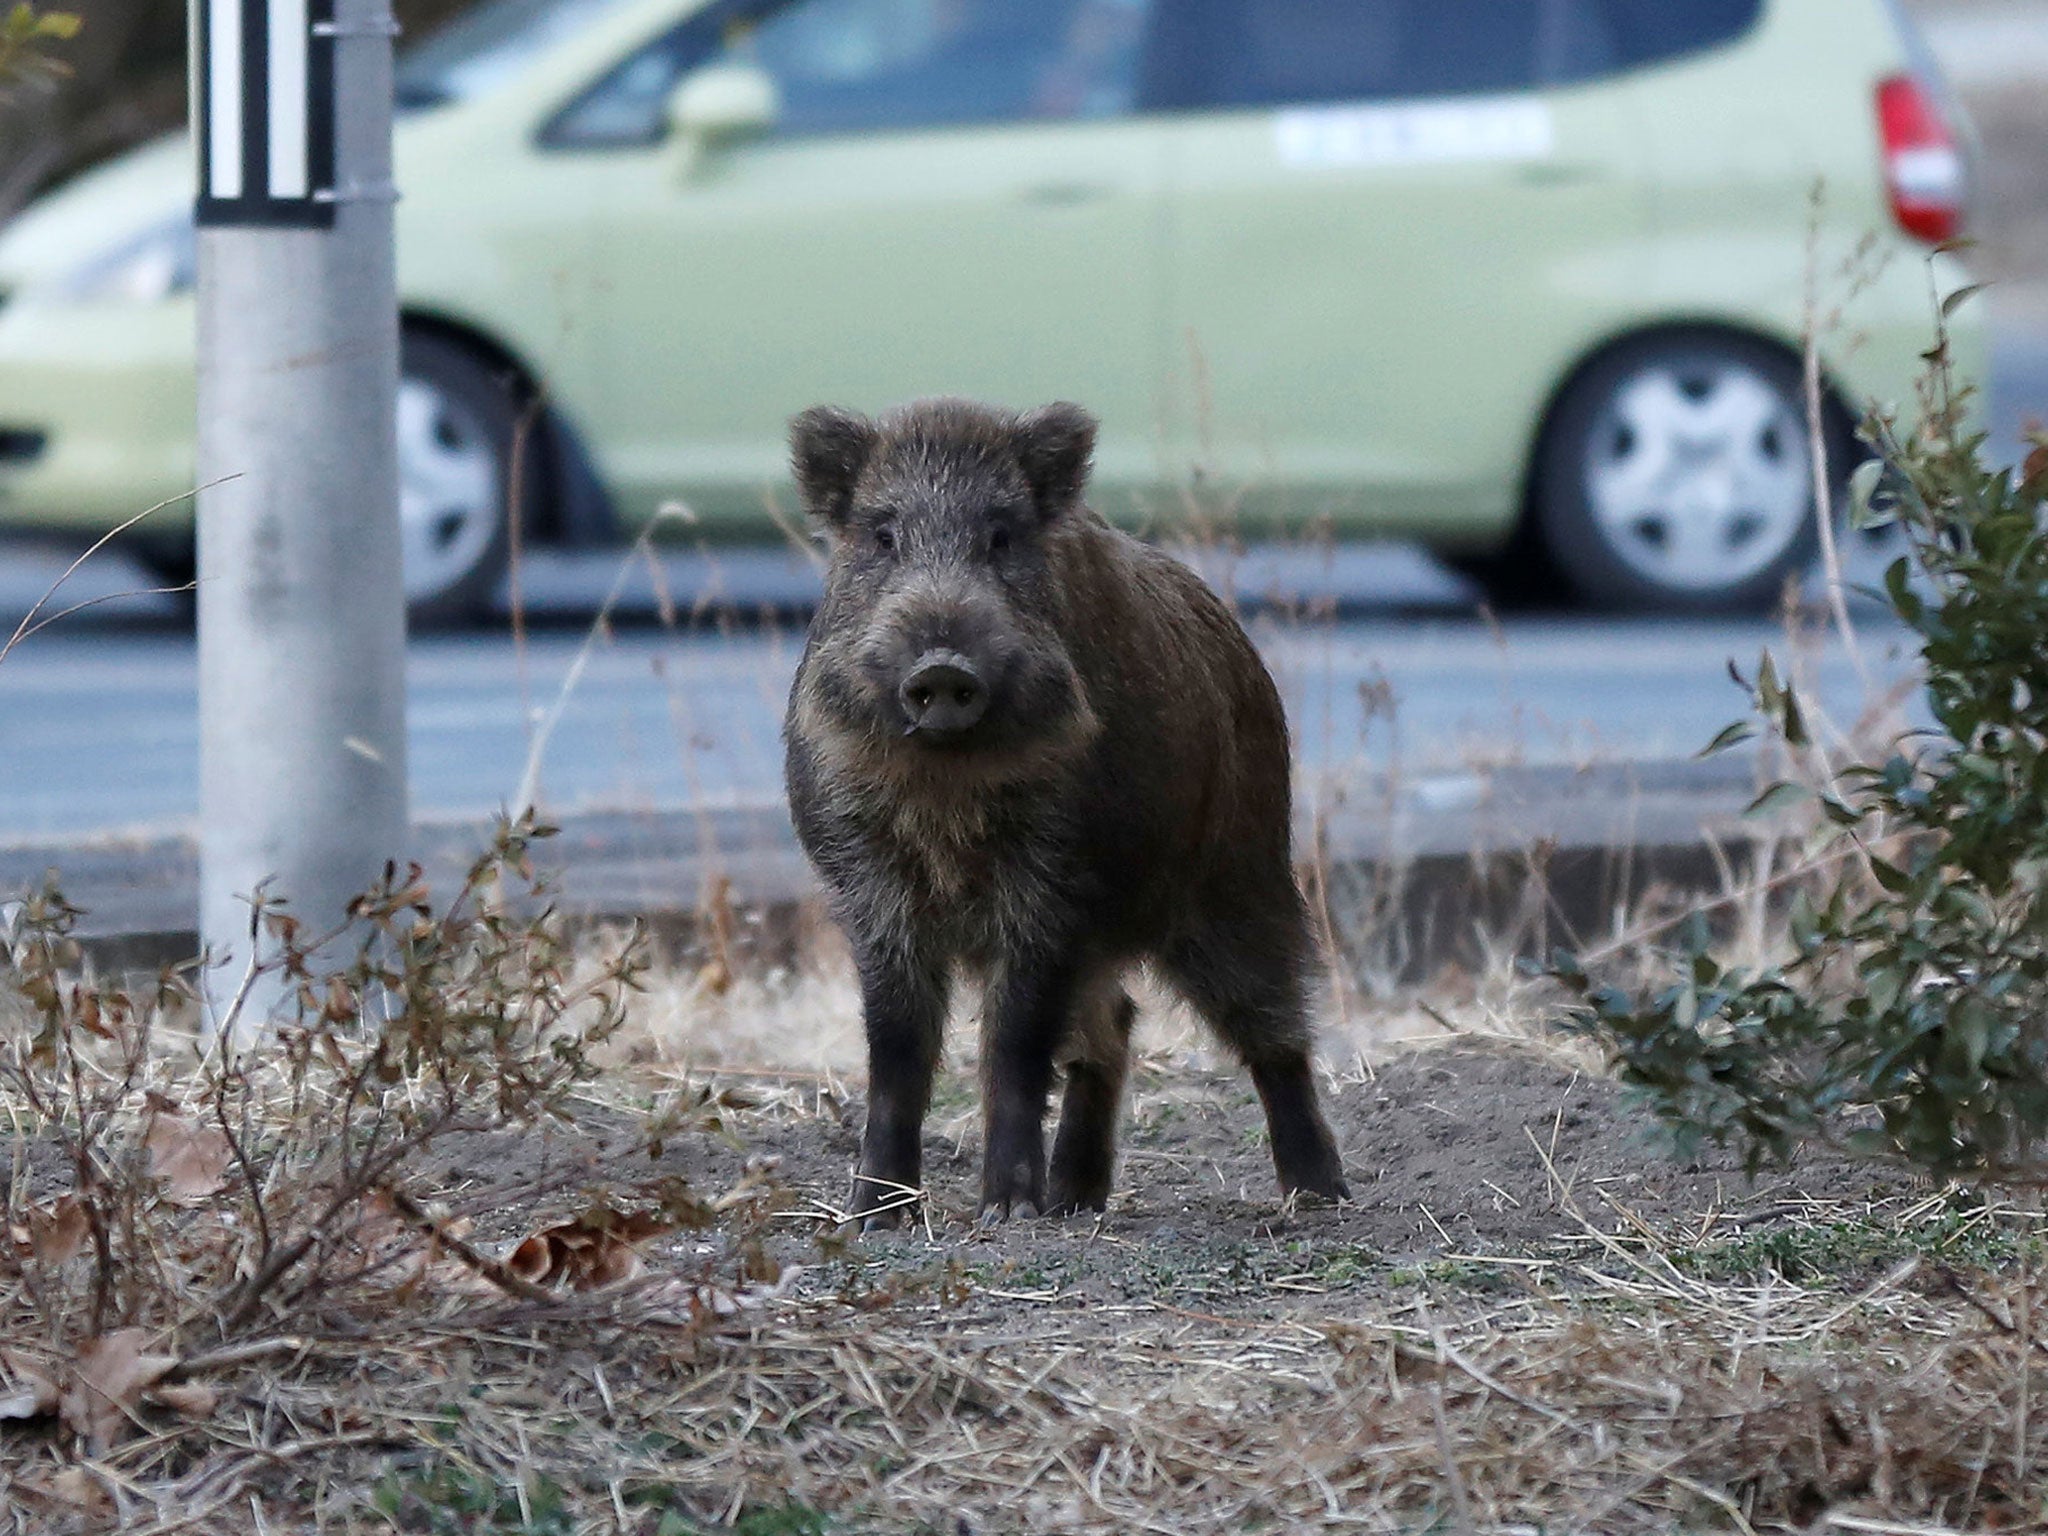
[396,0,646,107]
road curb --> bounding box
[1,757,1775,982]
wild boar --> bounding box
[783,398,1348,1226]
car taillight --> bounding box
[1877,73,1964,244]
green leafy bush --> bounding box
[0,3,79,90]
[1553,319,2048,1183]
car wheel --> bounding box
[129,334,528,626]
[132,539,196,594]
[397,332,529,628]
[1533,333,1842,613]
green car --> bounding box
[0,0,1983,621]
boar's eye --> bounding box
[987,526,1011,558]
[871,522,896,555]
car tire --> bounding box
[1531,331,1849,613]
[397,331,532,628]
[1445,534,1566,611]
[133,333,530,627]
[132,540,196,595]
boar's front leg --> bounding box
[850,944,948,1231]
[978,949,1084,1223]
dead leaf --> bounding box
[73,988,110,1039]
[636,1266,804,1324]
[41,1466,110,1514]
[144,1111,233,1203]
[708,1266,802,1316]
[0,1350,58,1422]
[60,1328,179,1451]
[153,1382,219,1420]
[739,1237,780,1286]
[27,1195,91,1265]
[0,1386,49,1421]
[354,1191,490,1297]
[506,1208,674,1291]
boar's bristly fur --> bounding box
[783,398,1348,1227]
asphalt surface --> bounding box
[0,318,2037,846]
[6,534,1881,969]
[0,573,1922,845]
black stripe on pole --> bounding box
[241,0,267,207]
[196,0,337,227]
[307,0,336,205]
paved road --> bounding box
[4,316,2036,844]
[0,583,1923,844]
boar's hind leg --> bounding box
[978,953,1089,1223]
[851,948,948,1231]
[1048,984,1136,1215]
[1164,937,1350,1203]
[1248,1051,1350,1203]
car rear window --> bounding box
[1138,0,1764,112]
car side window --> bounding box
[543,5,733,146]
[741,0,1149,135]
[1136,0,1754,112]
[1598,0,1763,70]
[545,0,1151,148]
[1141,0,1548,110]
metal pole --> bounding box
[195,0,406,1036]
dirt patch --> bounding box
[409,1036,1921,1325]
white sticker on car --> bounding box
[1275,100,1555,169]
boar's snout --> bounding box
[898,650,989,739]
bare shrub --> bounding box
[0,817,789,1474]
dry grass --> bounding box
[4,571,1995,1532]
[6,1093,2045,1534]
[2,531,2039,1535]
[6,893,2047,1535]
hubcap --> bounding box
[396,376,501,605]
[1584,359,1812,593]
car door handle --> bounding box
[1018,181,1112,207]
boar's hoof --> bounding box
[1043,1197,1108,1219]
[1280,1165,1352,1205]
[977,1156,1047,1225]
[1045,1168,1112,1217]
[976,1196,1041,1228]
[847,1173,919,1232]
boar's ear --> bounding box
[1012,402,1098,522]
[789,406,877,526]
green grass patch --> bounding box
[1671,1206,2031,1283]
